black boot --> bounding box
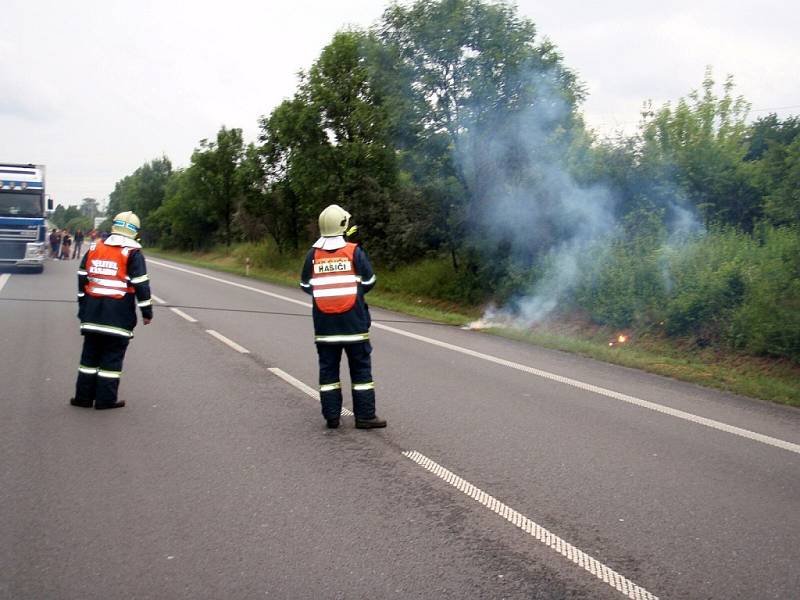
[95,400,125,410]
[355,416,387,429]
[69,397,93,408]
[326,418,340,429]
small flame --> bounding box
[462,319,492,331]
[617,334,627,343]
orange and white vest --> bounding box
[84,240,135,299]
[311,243,359,314]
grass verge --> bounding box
[148,246,800,408]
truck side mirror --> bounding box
[47,198,54,211]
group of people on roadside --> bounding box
[49,228,99,260]
[71,205,386,428]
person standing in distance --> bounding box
[70,211,153,410]
[300,204,386,429]
[72,229,85,259]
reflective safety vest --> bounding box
[84,241,135,299]
[311,243,359,314]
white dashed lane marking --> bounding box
[403,450,659,600]
[268,367,354,416]
[148,259,800,455]
[170,308,197,323]
[206,329,250,354]
[0,273,10,294]
[150,294,198,322]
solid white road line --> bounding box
[206,329,250,354]
[170,308,198,323]
[375,323,800,456]
[0,273,10,294]
[268,367,354,416]
[148,259,800,454]
[150,294,167,304]
[149,259,309,307]
[403,450,659,600]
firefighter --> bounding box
[300,204,386,429]
[69,211,153,410]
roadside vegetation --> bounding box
[148,241,800,407]
[61,0,799,406]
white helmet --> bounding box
[318,204,351,237]
[111,211,141,239]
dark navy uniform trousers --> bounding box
[316,341,375,421]
[74,333,130,408]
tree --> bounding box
[761,136,800,226]
[106,156,172,243]
[65,214,93,233]
[190,127,246,246]
[379,0,585,268]
[259,30,420,259]
[50,204,82,229]
[639,69,760,230]
[79,197,100,220]
[745,114,800,161]
[50,204,66,228]
[381,0,582,139]
[744,115,800,226]
[150,168,216,250]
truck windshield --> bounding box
[0,192,42,217]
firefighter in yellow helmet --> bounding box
[300,205,386,429]
[69,211,153,409]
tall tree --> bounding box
[190,127,246,246]
[744,115,800,226]
[107,156,172,243]
[639,70,760,230]
[380,0,585,269]
[259,30,420,259]
[150,168,216,250]
[79,197,100,220]
[381,0,581,140]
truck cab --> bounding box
[0,163,50,272]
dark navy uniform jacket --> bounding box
[77,235,153,338]
[300,240,376,344]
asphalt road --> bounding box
[1,257,798,600]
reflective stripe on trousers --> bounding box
[74,333,130,407]
[316,341,375,420]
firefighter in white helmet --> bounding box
[300,204,386,429]
[69,211,153,410]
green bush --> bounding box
[378,257,464,301]
[662,229,750,338]
[230,240,304,273]
[729,226,800,359]
[632,224,799,361]
[575,210,668,328]
[573,221,800,361]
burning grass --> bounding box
[478,310,800,407]
[148,246,800,407]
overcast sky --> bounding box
[2,0,798,208]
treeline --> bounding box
[106,0,800,361]
[50,197,101,232]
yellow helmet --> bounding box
[318,204,351,237]
[111,211,141,239]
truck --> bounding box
[0,163,52,272]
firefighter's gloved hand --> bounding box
[345,224,360,244]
